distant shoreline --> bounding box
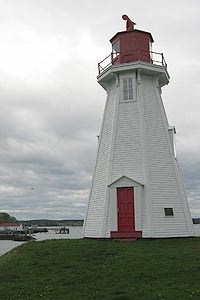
[18,219,84,227]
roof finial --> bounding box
[122,15,136,31]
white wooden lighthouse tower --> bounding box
[83,16,194,239]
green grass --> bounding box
[0,238,200,300]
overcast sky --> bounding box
[0,0,199,220]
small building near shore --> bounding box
[0,223,23,232]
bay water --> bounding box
[0,226,83,256]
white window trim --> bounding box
[120,76,136,102]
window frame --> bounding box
[122,77,134,102]
[164,207,174,217]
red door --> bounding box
[117,187,134,232]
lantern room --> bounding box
[110,15,153,65]
[97,15,168,86]
[97,15,167,76]
[110,25,154,65]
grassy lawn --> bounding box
[0,238,200,300]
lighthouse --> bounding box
[83,16,194,239]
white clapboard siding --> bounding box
[111,99,143,183]
[141,76,194,237]
[83,61,194,238]
[83,81,116,237]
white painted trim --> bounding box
[108,175,144,188]
[109,183,143,233]
[110,188,118,232]
[97,61,170,88]
[137,71,152,236]
[120,73,137,102]
[134,186,142,231]
[101,76,120,237]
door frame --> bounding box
[117,187,135,232]
[108,176,143,238]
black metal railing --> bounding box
[98,50,167,75]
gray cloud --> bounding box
[0,0,199,219]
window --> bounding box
[123,77,133,101]
[112,41,120,62]
[112,41,120,53]
[164,208,174,216]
